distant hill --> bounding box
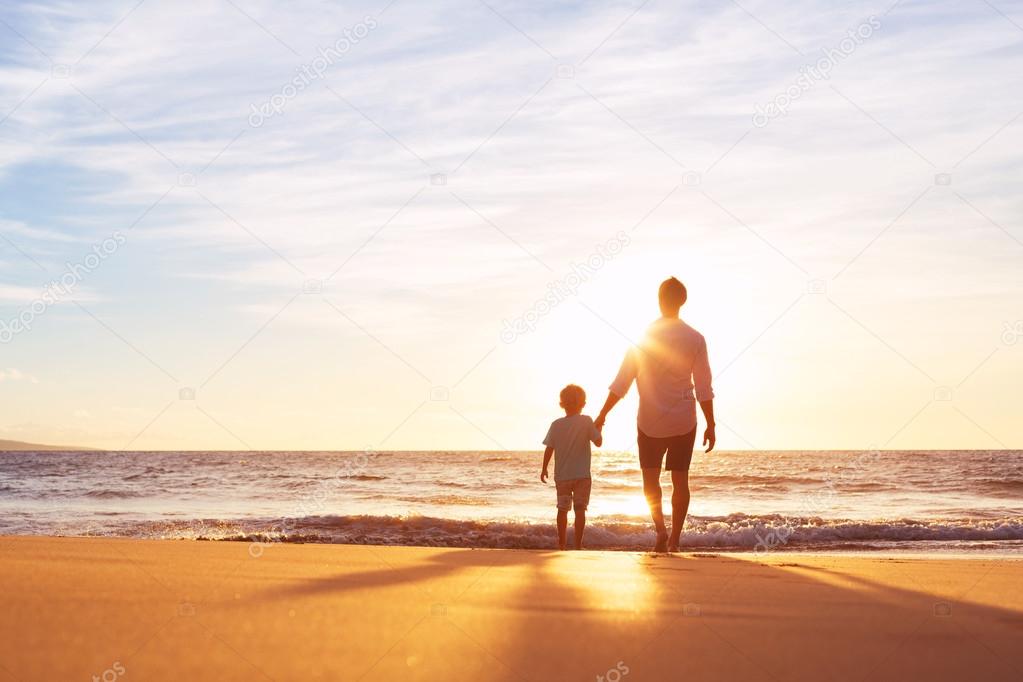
[0,439,96,451]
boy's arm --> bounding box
[540,446,554,483]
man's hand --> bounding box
[703,424,716,453]
[540,468,549,483]
[594,414,606,430]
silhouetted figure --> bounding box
[541,384,603,550]
[595,277,715,552]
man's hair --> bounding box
[559,384,586,409]
[658,277,687,310]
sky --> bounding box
[0,0,1020,451]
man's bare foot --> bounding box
[654,531,668,553]
[667,541,680,553]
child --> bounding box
[541,384,602,550]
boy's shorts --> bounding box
[555,477,592,511]
[638,427,697,471]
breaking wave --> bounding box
[95,513,1023,552]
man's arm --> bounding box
[540,446,554,483]
[694,336,715,452]
[700,399,715,453]
[598,347,637,428]
[594,392,621,430]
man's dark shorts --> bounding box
[638,427,697,471]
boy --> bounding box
[541,384,602,550]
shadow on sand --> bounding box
[238,546,1023,682]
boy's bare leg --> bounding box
[667,470,690,552]
[556,509,568,550]
[573,509,586,550]
[642,467,669,552]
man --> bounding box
[594,277,715,553]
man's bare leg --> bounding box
[573,509,586,550]
[667,470,690,552]
[642,467,669,552]
[556,509,568,550]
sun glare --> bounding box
[590,494,653,519]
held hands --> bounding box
[594,414,606,430]
[540,468,549,483]
[703,424,716,453]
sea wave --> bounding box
[83,489,147,499]
[974,478,1023,496]
[690,474,825,485]
[89,513,1023,552]
[395,495,490,506]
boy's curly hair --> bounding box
[559,384,586,410]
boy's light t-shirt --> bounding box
[543,414,600,481]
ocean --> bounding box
[2,449,1021,553]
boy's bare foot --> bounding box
[654,531,668,553]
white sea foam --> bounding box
[83,513,1023,553]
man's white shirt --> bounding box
[609,317,714,438]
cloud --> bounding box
[0,368,39,383]
[2,0,1018,283]
[0,0,1021,447]
[0,284,44,302]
